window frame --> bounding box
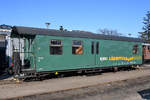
[50,40,63,55]
[72,40,83,55]
[132,44,138,54]
[148,46,150,51]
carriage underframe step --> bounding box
[21,68,35,72]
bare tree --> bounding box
[97,28,122,36]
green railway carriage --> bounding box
[11,26,143,78]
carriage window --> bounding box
[96,42,99,54]
[50,40,62,55]
[72,40,83,55]
[148,46,150,51]
[132,45,138,54]
[91,42,94,54]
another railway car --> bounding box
[0,35,6,74]
[11,26,143,78]
[142,43,150,62]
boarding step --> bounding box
[21,68,36,72]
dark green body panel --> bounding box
[30,35,142,72]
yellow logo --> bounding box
[109,56,141,61]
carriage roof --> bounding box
[11,26,144,42]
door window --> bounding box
[96,42,99,54]
[91,41,94,54]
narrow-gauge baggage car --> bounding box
[11,26,143,78]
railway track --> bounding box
[0,64,149,99]
[0,64,150,85]
[3,70,150,100]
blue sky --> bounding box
[0,0,150,37]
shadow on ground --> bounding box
[0,74,12,80]
[138,88,150,99]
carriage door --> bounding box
[91,41,100,66]
[91,41,96,65]
[95,41,101,66]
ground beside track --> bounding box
[0,65,150,99]
[8,75,150,100]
